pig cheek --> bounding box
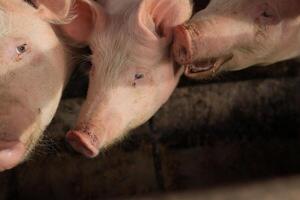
[0,93,40,145]
[128,82,169,129]
[155,62,182,104]
[120,83,156,129]
[0,40,23,67]
[252,23,282,63]
[20,53,64,131]
[127,92,155,129]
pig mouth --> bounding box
[184,54,233,79]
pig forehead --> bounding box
[94,32,160,71]
[96,19,162,62]
[94,27,154,64]
[0,3,35,38]
[91,2,166,71]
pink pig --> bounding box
[0,0,87,171]
[172,0,300,79]
[57,0,193,157]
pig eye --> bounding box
[14,43,30,62]
[132,73,145,87]
[257,3,279,25]
[261,10,273,18]
[135,73,144,80]
[16,44,28,55]
[24,0,37,8]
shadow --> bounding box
[193,0,210,14]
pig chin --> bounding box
[0,102,42,171]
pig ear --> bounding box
[35,0,103,44]
[138,0,193,40]
[34,0,75,23]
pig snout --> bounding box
[66,128,100,158]
[66,103,125,158]
[172,24,198,65]
[172,22,229,78]
[172,17,239,78]
[0,141,26,171]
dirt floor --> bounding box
[0,60,299,200]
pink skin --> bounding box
[62,0,192,157]
[172,0,300,79]
[0,0,81,171]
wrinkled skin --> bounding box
[172,0,300,79]
[59,0,192,157]
[0,0,77,172]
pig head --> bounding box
[0,0,84,171]
[173,0,300,79]
[63,0,192,157]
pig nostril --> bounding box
[176,45,190,64]
[180,46,188,57]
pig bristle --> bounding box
[23,127,46,161]
[64,0,78,24]
[26,130,61,160]
[36,135,60,156]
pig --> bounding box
[0,0,86,171]
[172,0,300,79]
[62,0,193,158]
